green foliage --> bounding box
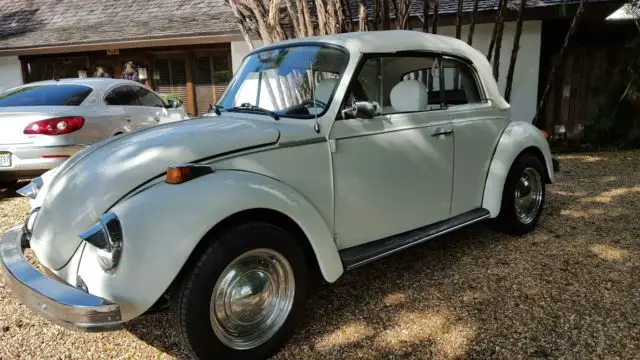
[160,93,183,103]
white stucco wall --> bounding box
[0,56,23,93]
[435,21,542,123]
[229,21,541,122]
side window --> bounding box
[107,86,139,106]
[442,58,482,106]
[344,55,442,115]
[134,86,165,108]
[104,89,121,105]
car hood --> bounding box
[30,116,280,270]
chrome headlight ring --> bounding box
[79,212,123,273]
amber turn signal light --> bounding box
[166,165,213,184]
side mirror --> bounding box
[341,101,379,120]
[166,99,182,109]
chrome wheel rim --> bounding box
[514,167,543,224]
[210,248,295,350]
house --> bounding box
[0,0,627,125]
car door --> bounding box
[441,57,510,216]
[330,54,454,250]
[131,85,175,125]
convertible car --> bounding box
[1,30,558,359]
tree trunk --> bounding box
[284,0,302,38]
[431,0,439,33]
[294,0,309,36]
[422,0,430,33]
[533,0,589,124]
[504,0,527,102]
[327,0,337,34]
[487,0,505,59]
[227,0,254,50]
[342,0,354,32]
[467,0,480,45]
[491,0,508,80]
[359,0,367,31]
[382,0,391,30]
[267,0,286,42]
[455,0,463,39]
[245,0,273,43]
[301,0,314,36]
[316,0,328,35]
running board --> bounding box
[339,208,490,270]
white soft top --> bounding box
[258,30,509,110]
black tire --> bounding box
[0,180,18,189]
[495,153,546,235]
[171,222,309,360]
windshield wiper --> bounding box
[229,103,279,120]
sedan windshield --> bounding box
[219,45,348,118]
[0,84,93,107]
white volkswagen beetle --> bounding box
[1,31,558,359]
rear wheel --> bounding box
[495,153,546,235]
[171,222,309,359]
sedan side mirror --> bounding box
[342,101,379,120]
[166,99,182,109]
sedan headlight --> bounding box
[16,176,44,200]
[79,212,123,272]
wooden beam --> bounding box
[184,52,196,116]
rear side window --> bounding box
[133,86,165,108]
[106,86,139,106]
[0,84,92,107]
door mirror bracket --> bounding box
[341,101,379,120]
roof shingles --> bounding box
[0,0,238,50]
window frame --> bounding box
[440,55,488,107]
[337,51,487,120]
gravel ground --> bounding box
[1,150,639,359]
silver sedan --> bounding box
[0,78,189,184]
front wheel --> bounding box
[495,153,546,235]
[171,222,309,359]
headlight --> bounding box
[79,212,123,272]
[16,176,44,200]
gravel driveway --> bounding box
[1,150,639,359]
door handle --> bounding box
[431,128,453,137]
[124,117,132,123]
[154,116,161,122]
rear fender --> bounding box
[76,170,342,321]
[482,121,554,217]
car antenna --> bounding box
[311,63,321,133]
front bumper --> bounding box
[0,227,123,332]
[0,144,84,180]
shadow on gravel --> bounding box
[0,182,23,201]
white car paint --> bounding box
[7,30,554,326]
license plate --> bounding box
[0,153,11,167]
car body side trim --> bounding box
[339,208,490,270]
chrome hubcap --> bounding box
[514,167,543,224]
[210,248,295,350]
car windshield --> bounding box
[0,84,93,107]
[218,45,348,119]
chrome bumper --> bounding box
[0,227,123,332]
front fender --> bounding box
[482,121,554,217]
[77,170,342,321]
